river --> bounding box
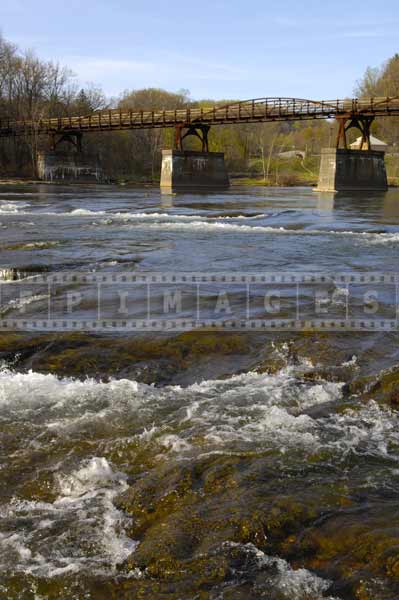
[1,183,399,599]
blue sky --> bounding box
[1,0,398,101]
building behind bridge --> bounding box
[350,135,388,152]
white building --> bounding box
[277,150,306,159]
[350,135,388,152]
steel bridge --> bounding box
[1,96,399,151]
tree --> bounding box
[356,55,399,148]
[111,88,191,180]
[0,34,106,176]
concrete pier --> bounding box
[160,150,229,191]
[37,151,104,182]
[316,148,388,192]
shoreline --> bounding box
[0,177,317,188]
[0,177,398,188]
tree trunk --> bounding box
[260,145,266,182]
[266,134,278,180]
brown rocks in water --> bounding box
[0,329,390,392]
[256,334,360,389]
[110,454,399,600]
[367,368,399,407]
[299,514,399,599]
[348,366,399,407]
[0,331,252,385]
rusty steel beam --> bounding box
[336,115,375,150]
[0,97,399,139]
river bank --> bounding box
[0,176,317,187]
[1,175,398,188]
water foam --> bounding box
[0,367,142,414]
[1,362,398,582]
[170,367,343,454]
[0,200,30,214]
[1,363,395,461]
[70,209,271,222]
[0,457,137,577]
[0,268,17,281]
[119,219,399,243]
[0,293,49,316]
[1,202,398,244]
[223,542,339,600]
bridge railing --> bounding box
[1,97,399,137]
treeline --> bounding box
[357,52,399,141]
[0,35,106,177]
[355,54,399,184]
[0,33,398,183]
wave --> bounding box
[0,203,398,243]
[132,219,399,241]
[0,201,30,214]
[0,362,397,581]
[0,293,49,316]
[70,209,271,222]
[222,542,339,600]
[0,205,270,221]
[0,362,395,460]
[0,457,137,577]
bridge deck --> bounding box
[1,97,399,137]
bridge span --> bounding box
[1,96,399,140]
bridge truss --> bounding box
[0,97,399,150]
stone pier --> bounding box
[316,148,388,192]
[160,150,229,192]
[37,151,104,183]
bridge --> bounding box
[1,96,398,191]
[1,96,399,143]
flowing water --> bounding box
[1,184,399,599]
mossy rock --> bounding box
[301,516,399,584]
[0,331,252,384]
[346,366,399,407]
[366,368,399,406]
[256,335,357,384]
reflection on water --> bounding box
[382,192,399,221]
[314,191,335,212]
[160,190,174,208]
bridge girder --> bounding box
[175,123,210,152]
[335,116,375,151]
[50,131,83,152]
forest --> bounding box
[1,33,399,184]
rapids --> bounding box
[1,183,399,599]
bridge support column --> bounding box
[37,150,104,183]
[160,150,229,192]
[316,149,388,192]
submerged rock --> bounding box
[363,367,399,406]
[0,331,254,385]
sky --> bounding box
[1,0,399,102]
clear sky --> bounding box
[1,0,398,102]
